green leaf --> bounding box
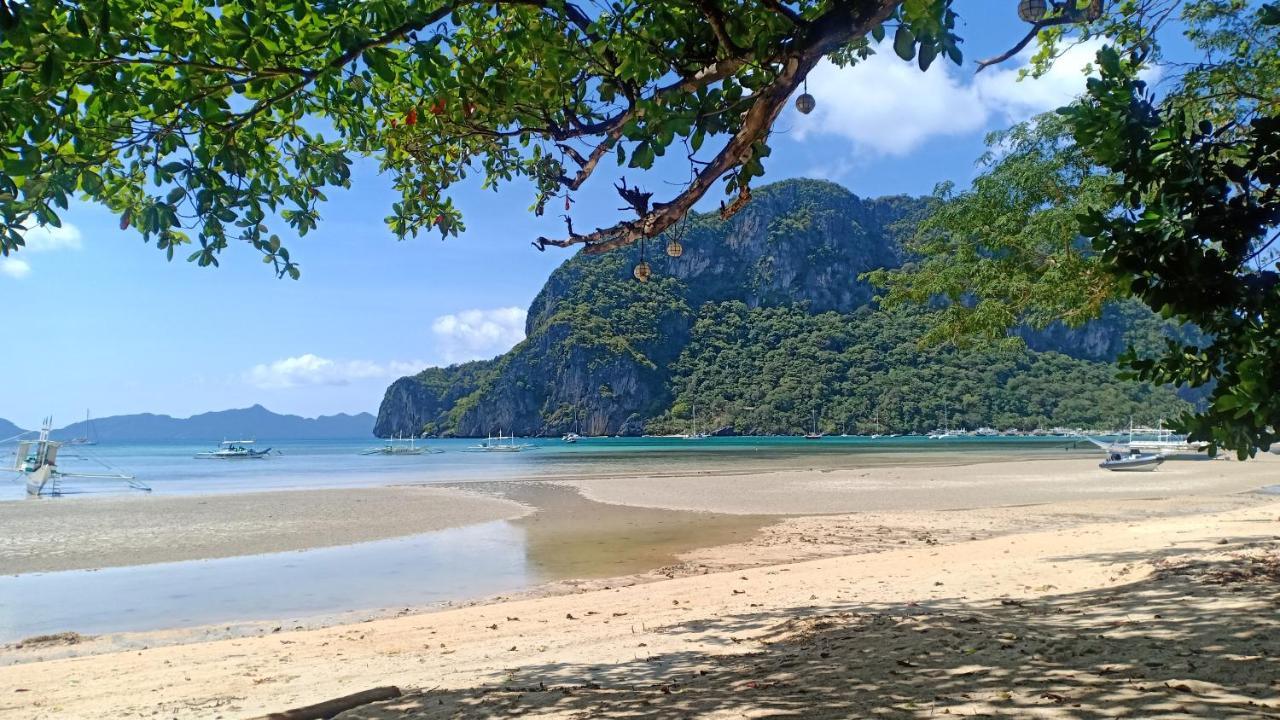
[918,43,937,71]
[894,26,916,61]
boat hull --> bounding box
[24,466,53,496]
[1100,454,1165,472]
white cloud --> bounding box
[2,222,84,279]
[244,354,425,390]
[1,258,31,279]
[21,223,82,252]
[431,307,527,363]
[793,39,1120,158]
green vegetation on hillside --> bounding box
[647,303,1187,436]
[376,178,1191,439]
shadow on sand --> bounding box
[340,542,1279,719]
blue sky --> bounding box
[0,7,1132,428]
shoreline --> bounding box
[0,485,530,575]
[2,494,1276,719]
[560,454,1280,514]
[6,454,1275,575]
[2,457,1275,664]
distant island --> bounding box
[0,418,25,441]
[0,405,374,442]
[376,178,1190,438]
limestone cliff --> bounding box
[376,178,1173,437]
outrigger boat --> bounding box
[469,433,533,452]
[1125,420,1208,458]
[194,440,272,459]
[361,435,440,455]
[7,419,149,496]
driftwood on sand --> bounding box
[253,686,402,720]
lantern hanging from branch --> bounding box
[633,260,652,282]
[795,79,816,115]
[1017,0,1047,23]
[633,236,652,282]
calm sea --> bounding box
[0,435,1090,641]
[2,434,1087,501]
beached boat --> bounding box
[361,435,438,455]
[469,433,533,452]
[194,440,272,459]
[1100,448,1165,472]
[7,419,148,496]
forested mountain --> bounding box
[376,179,1186,437]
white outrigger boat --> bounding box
[469,433,534,452]
[1125,420,1208,458]
[7,419,149,496]
[194,440,273,459]
[361,435,440,455]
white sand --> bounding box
[0,486,528,573]
[1,455,1277,719]
[2,498,1276,719]
[564,455,1280,514]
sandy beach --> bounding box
[0,486,528,574]
[563,455,1278,514]
[1,454,1277,718]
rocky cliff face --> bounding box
[375,178,1162,437]
[442,179,922,437]
[372,359,495,437]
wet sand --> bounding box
[497,482,772,580]
[2,496,1277,719]
[563,455,1280,514]
[0,486,528,574]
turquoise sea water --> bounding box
[0,435,1093,642]
[2,434,1088,500]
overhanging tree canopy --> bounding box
[872,0,1280,456]
[1,0,1112,277]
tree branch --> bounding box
[759,0,805,25]
[695,0,742,56]
[534,0,901,254]
[975,1,1105,73]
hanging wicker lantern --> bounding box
[795,92,816,115]
[633,260,652,282]
[1017,0,1047,22]
[665,238,683,258]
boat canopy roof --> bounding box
[222,439,255,445]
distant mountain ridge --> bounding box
[0,418,25,440]
[375,178,1186,438]
[4,405,374,442]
